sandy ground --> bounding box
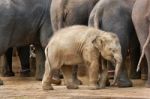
[0,57,150,99]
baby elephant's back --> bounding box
[50,25,96,46]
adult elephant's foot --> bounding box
[36,77,42,81]
[0,79,3,85]
[35,66,44,81]
[117,78,132,87]
[106,79,110,86]
[141,74,148,80]
[130,72,141,79]
[1,71,15,77]
[20,69,31,77]
[145,81,150,88]
[35,68,44,81]
[117,74,132,87]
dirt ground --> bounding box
[0,57,150,99]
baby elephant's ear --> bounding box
[92,36,104,50]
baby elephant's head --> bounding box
[92,32,122,85]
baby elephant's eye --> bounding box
[112,49,116,53]
[109,48,115,52]
[109,48,112,50]
[110,48,116,53]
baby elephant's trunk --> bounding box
[111,54,122,86]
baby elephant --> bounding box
[42,25,122,90]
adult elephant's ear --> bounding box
[92,36,105,51]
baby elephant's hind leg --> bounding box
[88,61,100,90]
[42,60,54,90]
[61,65,79,89]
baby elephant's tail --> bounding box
[45,46,51,72]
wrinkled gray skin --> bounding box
[0,0,53,82]
[88,0,140,87]
[132,0,150,87]
[42,25,122,90]
[50,0,99,85]
[51,0,99,32]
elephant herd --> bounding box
[0,0,149,90]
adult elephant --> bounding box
[0,0,53,83]
[1,46,30,77]
[132,0,150,87]
[50,0,99,84]
[88,0,140,87]
[51,0,99,32]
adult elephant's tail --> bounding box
[50,0,68,32]
[88,0,106,28]
[137,26,150,71]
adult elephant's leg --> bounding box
[145,46,150,87]
[35,44,45,81]
[140,57,148,80]
[117,62,132,87]
[1,48,15,77]
[0,78,3,85]
[72,65,82,85]
[145,26,150,87]
[130,35,141,79]
[29,45,36,76]
[117,38,132,87]
[17,46,30,77]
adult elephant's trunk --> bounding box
[111,54,122,86]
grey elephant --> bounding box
[42,25,122,90]
[0,0,53,83]
[132,0,150,87]
[88,0,141,87]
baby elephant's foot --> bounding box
[42,83,54,90]
[51,79,61,85]
[89,84,99,90]
[67,83,79,89]
[73,79,82,85]
[99,83,106,89]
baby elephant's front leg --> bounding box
[88,61,100,90]
[83,47,100,90]
[99,59,109,89]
